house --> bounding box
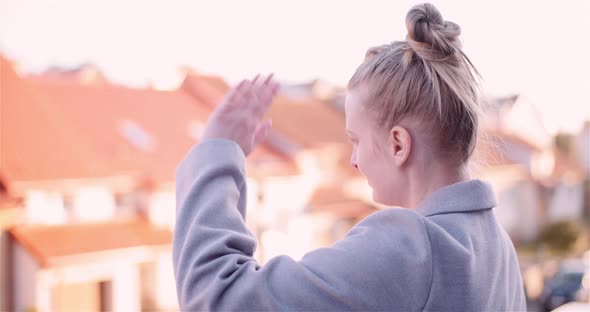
[0,55,305,311]
[544,136,588,223]
[1,55,185,311]
[9,220,172,312]
[494,95,553,150]
[471,129,546,242]
[474,94,588,242]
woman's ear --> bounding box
[390,125,412,166]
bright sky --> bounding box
[1,0,589,133]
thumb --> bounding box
[253,119,272,148]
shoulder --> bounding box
[348,208,433,278]
[297,207,433,309]
[330,207,433,308]
[343,207,432,273]
[354,207,430,242]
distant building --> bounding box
[9,220,172,312]
[1,55,374,310]
[473,94,587,242]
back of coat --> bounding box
[415,179,526,311]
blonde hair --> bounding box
[348,3,481,166]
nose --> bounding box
[350,153,358,169]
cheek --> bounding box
[355,143,380,178]
[357,142,395,189]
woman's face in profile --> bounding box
[345,86,402,206]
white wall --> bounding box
[260,213,334,263]
[50,250,148,312]
[154,251,178,311]
[261,175,316,215]
[13,244,39,312]
[13,245,164,312]
[24,191,66,224]
[73,187,116,222]
[480,168,542,241]
[138,251,177,311]
[148,192,176,230]
[501,96,551,149]
[112,263,140,312]
[495,181,542,241]
[549,182,584,222]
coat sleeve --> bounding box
[172,139,432,311]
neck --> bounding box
[406,162,470,208]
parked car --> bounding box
[540,260,589,312]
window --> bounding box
[118,120,156,152]
[25,191,66,224]
[73,188,116,222]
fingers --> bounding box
[235,73,264,105]
[220,79,248,111]
[265,80,279,110]
[254,73,279,114]
[251,73,268,102]
[252,73,261,85]
[224,73,278,118]
[263,73,274,86]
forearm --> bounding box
[173,139,258,310]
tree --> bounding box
[538,221,581,256]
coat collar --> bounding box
[415,179,497,217]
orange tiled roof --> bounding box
[181,73,229,108]
[27,77,212,183]
[9,219,172,267]
[264,95,358,177]
[1,60,298,193]
[1,57,116,187]
[181,73,357,176]
[39,73,301,179]
[32,74,298,181]
[266,95,349,148]
[182,73,349,148]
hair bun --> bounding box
[405,3,462,62]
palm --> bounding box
[202,74,279,155]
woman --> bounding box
[173,3,526,311]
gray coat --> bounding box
[173,139,527,311]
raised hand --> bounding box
[201,74,279,156]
